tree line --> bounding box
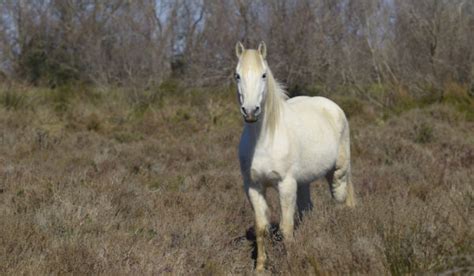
[0,0,472,103]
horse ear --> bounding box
[235,42,245,58]
[258,41,267,59]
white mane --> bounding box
[263,65,288,137]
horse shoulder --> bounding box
[252,129,294,182]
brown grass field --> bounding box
[0,84,473,274]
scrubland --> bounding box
[0,83,473,274]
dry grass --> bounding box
[0,84,473,274]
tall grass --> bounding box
[0,83,472,274]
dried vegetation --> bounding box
[0,83,472,274]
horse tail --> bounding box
[342,116,356,207]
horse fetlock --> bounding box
[255,232,267,272]
[256,253,267,271]
[255,263,266,273]
[280,223,294,240]
[330,179,347,202]
[256,223,268,235]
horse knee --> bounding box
[247,186,269,225]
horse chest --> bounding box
[250,148,289,184]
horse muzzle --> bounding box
[241,106,260,123]
[244,114,259,123]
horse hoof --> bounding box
[255,265,265,274]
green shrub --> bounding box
[305,84,327,97]
[85,113,101,132]
[414,122,434,144]
[0,90,26,110]
[159,78,180,94]
[336,97,365,119]
[18,38,79,87]
[51,85,74,113]
[367,83,387,97]
[442,82,474,121]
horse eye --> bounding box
[235,73,240,81]
[262,73,267,79]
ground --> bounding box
[0,84,473,274]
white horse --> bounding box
[235,42,355,272]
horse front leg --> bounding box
[246,183,269,272]
[278,177,297,240]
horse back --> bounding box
[286,96,347,135]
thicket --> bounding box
[0,0,473,108]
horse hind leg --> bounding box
[296,182,313,220]
[326,166,356,207]
[326,139,356,207]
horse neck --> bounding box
[255,71,286,141]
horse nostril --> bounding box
[241,107,248,116]
[255,106,260,111]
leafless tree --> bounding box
[0,0,471,98]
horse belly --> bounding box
[290,122,339,183]
[294,145,337,183]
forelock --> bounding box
[239,50,265,73]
